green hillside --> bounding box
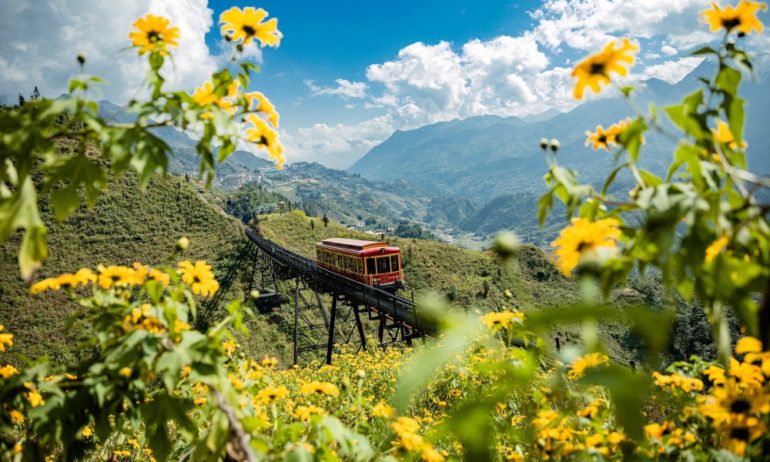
[257,211,578,312]
[256,212,717,363]
[0,172,292,366]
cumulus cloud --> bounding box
[305,78,367,98]
[280,115,394,168]
[0,0,218,103]
[530,0,709,51]
[640,56,704,84]
[661,45,678,56]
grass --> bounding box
[0,172,292,366]
[258,211,579,312]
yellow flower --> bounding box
[551,218,621,276]
[98,265,137,289]
[245,114,284,165]
[148,268,170,287]
[702,1,767,34]
[246,92,280,127]
[1,364,20,378]
[81,426,92,437]
[119,367,132,378]
[572,38,638,100]
[712,120,747,150]
[372,402,395,418]
[222,339,236,356]
[10,409,24,425]
[257,385,289,404]
[113,450,132,458]
[585,125,615,151]
[736,336,763,354]
[13,443,22,454]
[29,278,61,295]
[294,405,324,421]
[219,7,282,47]
[24,383,45,408]
[194,397,207,406]
[0,324,13,352]
[482,310,524,330]
[300,381,339,397]
[261,356,278,368]
[191,80,239,114]
[568,353,609,380]
[705,234,729,263]
[129,14,180,56]
[420,446,445,462]
[177,260,219,296]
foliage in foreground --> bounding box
[2,266,770,461]
[2,2,770,461]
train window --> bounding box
[377,256,390,274]
[391,255,399,272]
[366,258,375,274]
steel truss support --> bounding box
[325,293,367,365]
[291,277,331,365]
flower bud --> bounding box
[176,237,190,252]
[77,54,86,66]
[540,138,549,150]
[250,290,260,299]
[492,231,521,260]
[550,138,560,152]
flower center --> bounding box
[730,398,751,414]
[111,274,121,282]
[730,427,750,441]
[193,275,201,283]
[598,134,607,144]
[721,17,742,30]
[576,241,593,253]
[242,25,256,37]
[589,62,607,76]
[258,136,269,146]
[147,30,161,43]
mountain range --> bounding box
[97,61,770,246]
[349,62,770,202]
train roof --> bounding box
[318,238,389,250]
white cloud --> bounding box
[640,56,704,84]
[530,0,709,52]
[305,78,367,98]
[281,115,394,168]
[661,45,678,56]
[0,0,219,103]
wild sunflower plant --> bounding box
[0,7,284,281]
[4,2,770,462]
[539,0,770,363]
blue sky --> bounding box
[206,0,543,127]
[1,1,768,168]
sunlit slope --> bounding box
[0,173,290,365]
[257,212,579,311]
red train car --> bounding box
[315,238,404,291]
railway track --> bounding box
[243,227,434,338]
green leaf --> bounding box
[665,90,706,139]
[0,177,47,280]
[619,117,647,162]
[691,46,717,56]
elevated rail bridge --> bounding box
[201,226,433,365]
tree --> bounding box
[17,93,25,107]
[310,219,315,230]
[322,213,329,227]
[30,86,41,100]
